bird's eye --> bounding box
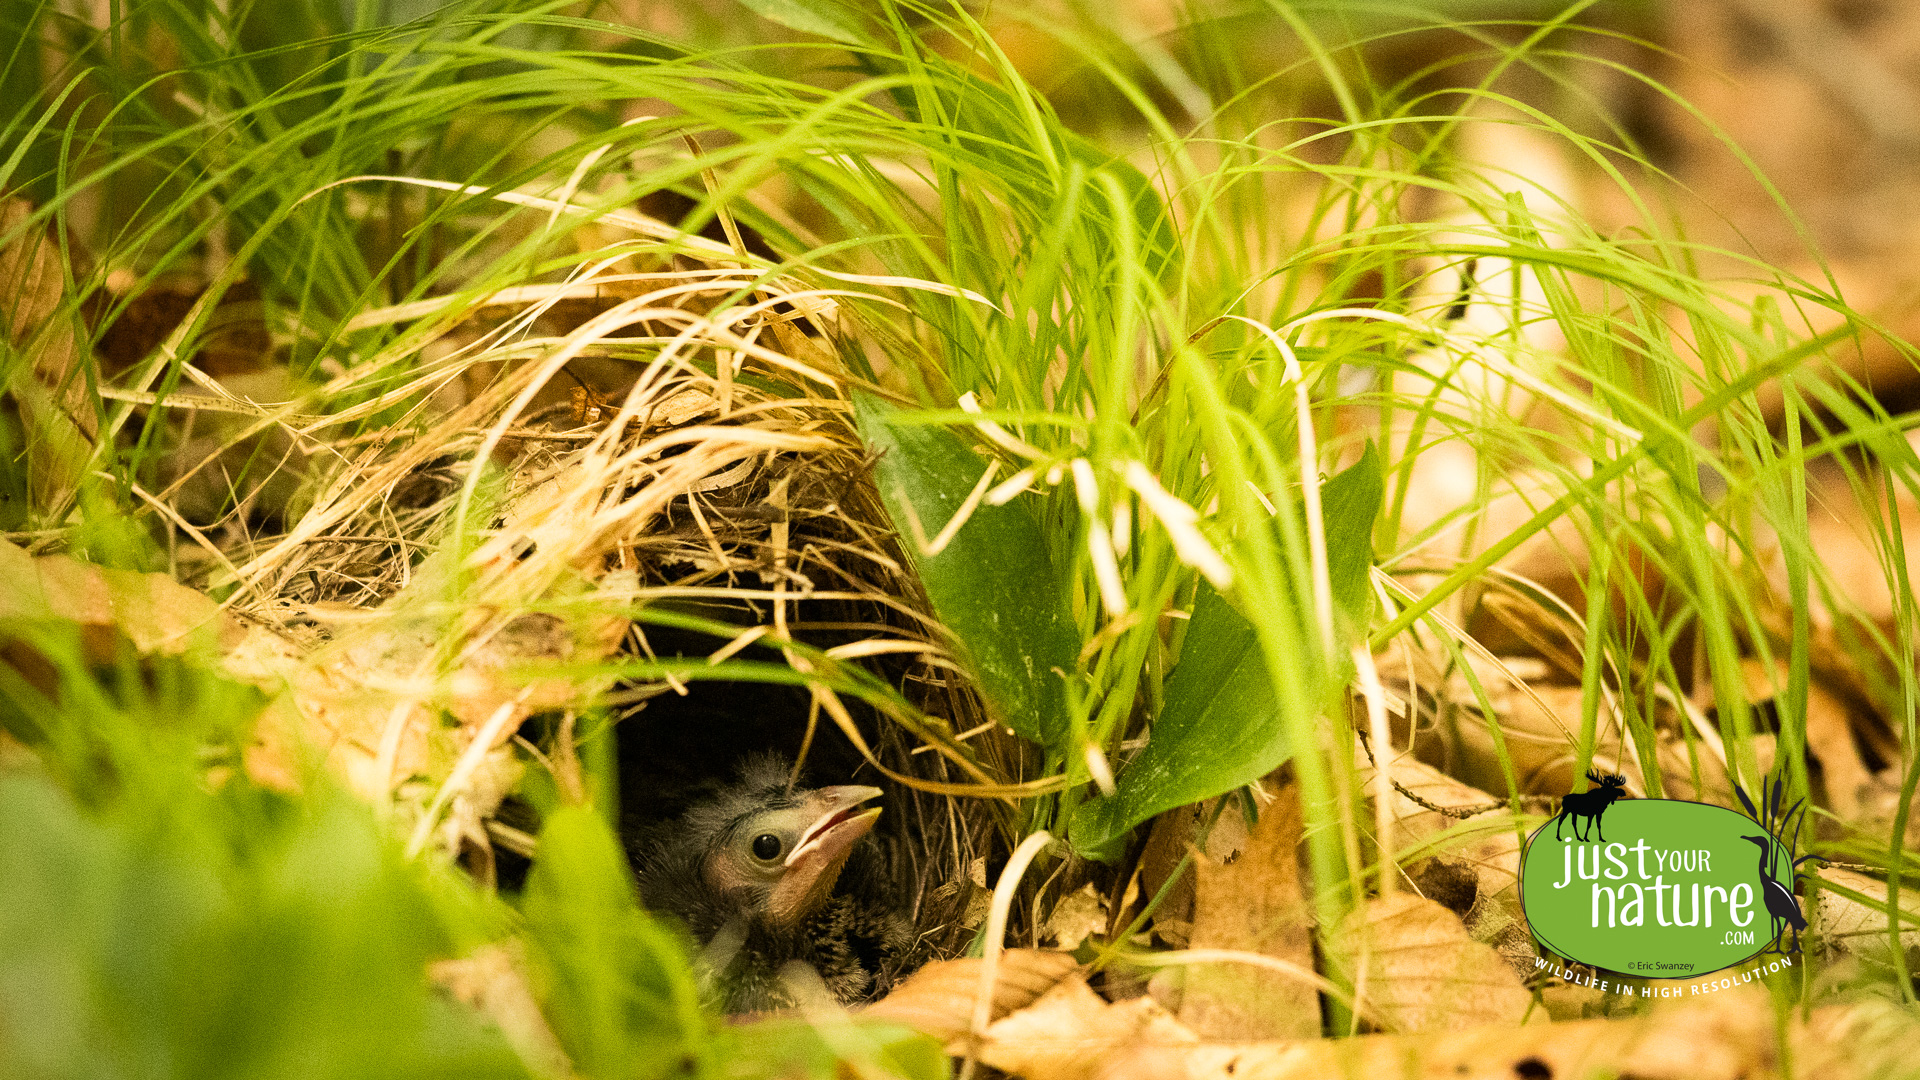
[751,833,784,861]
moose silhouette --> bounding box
[1552,771,1629,842]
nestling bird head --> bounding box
[672,754,884,928]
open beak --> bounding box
[767,785,882,926]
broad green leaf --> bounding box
[855,392,1077,752]
[1069,446,1384,857]
[734,0,872,45]
[1321,442,1385,631]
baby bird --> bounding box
[626,754,911,1013]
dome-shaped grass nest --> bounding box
[210,217,1025,1007]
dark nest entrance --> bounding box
[604,419,1013,1006]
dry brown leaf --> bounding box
[1335,891,1535,1033]
[222,574,627,818]
[1372,645,1622,802]
[274,621,440,796]
[1654,0,1920,277]
[1067,984,1920,1079]
[1744,658,1875,821]
[1136,807,1199,940]
[0,200,64,345]
[1147,984,1796,1080]
[1166,776,1319,1039]
[1137,796,1252,948]
[0,200,86,418]
[238,690,306,793]
[1,197,95,493]
[1812,867,1920,959]
[1797,992,1920,1080]
[1356,745,1553,995]
[1771,460,1920,632]
[1434,679,1589,799]
[976,973,1199,1080]
[1041,883,1109,950]
[862,949,1080,1045]
[969,967,1914,1080]
[0,539,235,654]
[0,542,312,791]
[1361,750,1525,912]
[449,610,624,730]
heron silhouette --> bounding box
[1741,834,1807,954]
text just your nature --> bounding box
[1551,839,1756,930]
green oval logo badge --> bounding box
[1520,792,1805,978]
